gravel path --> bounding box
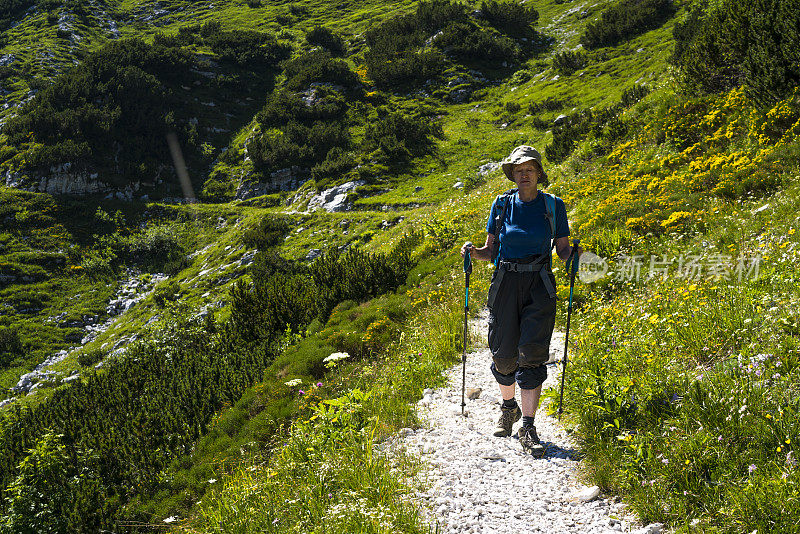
[403,310,644,534]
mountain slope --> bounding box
[1,0,799,531]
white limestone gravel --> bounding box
[402,311,640,534]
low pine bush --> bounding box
[364,0,541,88]
[552,50,588,76]
[0,327,23,366]
[479,0,540,38]
[282,50,360,91]
[364,108,444,165]
[580,0,676,49]
[670,0,800,102]
[305,26,346,55]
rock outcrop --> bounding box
[307,180,366,212]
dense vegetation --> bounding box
[241,50,443,190]
[580,0,676,49]
[544,84,648,164]
[0,0,34,31]
[363,0,543,88]
[0,216,421,530]
[154,21,292,68]
[670,0,800,102]
[2,0,800,531]
[2,25,288,192]
[3,39,195,181]
[305,25,346,56]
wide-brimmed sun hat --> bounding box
[501,145,547,182]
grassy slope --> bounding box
[5,0,798,531]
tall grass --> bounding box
[553,237,800,532]
[181,285,465,533]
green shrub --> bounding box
[364,0,539,87]
[229,233,421,344]
[0,314,273,531]
[77,348,106,367]
[529,96,569,113]
[580,0,676,49]
[256,88,348,128]
[552,50,588,75]
[4,39,195,178]
[364,47,446,88]
[282,50,360,90]
[248,120,350,172]
[545,110,594,164]
[479,0,539,38]
[0,327,23,366]
[199,176,236,203]
[0,0,35,31]
[433,22,520,62]
[206,28,291,67]
[670,0,800,102]
[620,83,651,107]
[152,280,181,307]
[509,69,531,85]
[242,217,290,250]
[311,147,356,189]
[305,26,346,55]
[2,433,109,533]
[124,225,189,274]
[364,108,443,165]
[80,249,118,279]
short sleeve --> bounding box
[485,197,499,234]
[554,197,570,239]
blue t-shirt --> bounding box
[485,191,570,259]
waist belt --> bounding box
[487,258,556,308]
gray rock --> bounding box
[307,180,366,212]
[306,248,323,260]
[574,485,601,502]
[478,162,500,175]
[635,524,664,534]
[239,250,257,266]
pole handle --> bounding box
[566,238,581,275]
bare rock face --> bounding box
[235,166,309,200]
[307,180,366,212]
[4,164,144,198]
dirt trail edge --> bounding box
[400,309,653,534]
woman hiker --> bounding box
[461,145,581,456]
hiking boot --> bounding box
[518,425,545,457]
[493,404,521,437]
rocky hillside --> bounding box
[1,0,798,531]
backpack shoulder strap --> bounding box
[490,188,517,266]
[540,191,556,240]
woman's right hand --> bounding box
[460,241,474,258]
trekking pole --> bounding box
[461,242,473,416]
[558,239,580,420]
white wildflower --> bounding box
[284,378,302,387]
[323,352,350,363]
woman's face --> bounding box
[512,160,540,188]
